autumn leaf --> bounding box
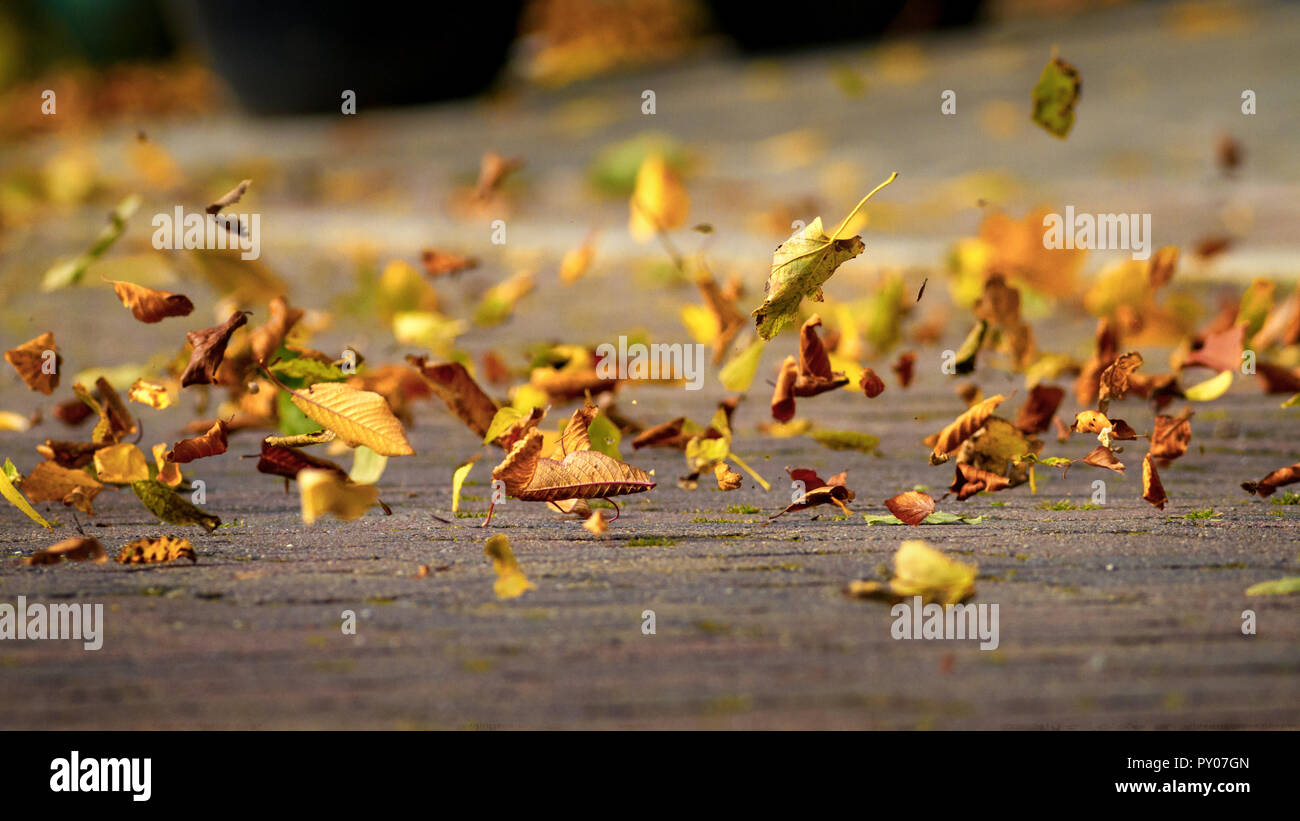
[94,442,151,483]
[683,267,745,366]
[22,461,104,514]
[484,533,536,599]
[892,351,916,387]
[116,536,197,564]
[451,456,478,513]
[24,537,107,565]
[1079,445,1125,475]
[629,153,689,242]
[255,440,348,481]
[409,356,499,440]
[5,332,61,395]
[1031,51,1081,138]
[1142,454,1168,510]
[152,443,183,487]
[207,178,251,214]
[808,429,879,454]
[859,367,885,398]
[181,310,249,387]
[771,467,855,518]
[0,462,52,528]
[1014,384,1064,435]
[299,468,380,524]
[582,510,609,535]
[132,479,221,531]
[845,540,976,605]
[1097,351,1143,413]
[1182,322,1245,373]
[752,173,897,340]
[930,394,1005,464]
[714,462,743,491]
[165,420,229,464]
[1149,407,1194,466]
[1241,461,1300,498]
[473,271,535,327]
[41,194,139,291]
[884,490,936,526]
[717,338,765,392]
[103,276,194,323]
[558,237,595,284]
[249,296,304,364]
[950,462,1011,500]
[1244,577,1300,597]
[1183,369,1233,402]
[271,379,414,457]
[128,378,173,410]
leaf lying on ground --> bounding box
[1142,454,1168,510]
[42,194,139,291]
[844,540,976,605]
[167,420,228,463]
[1244,577,1300,596]
[94,442,150,483]
[408,356,499,440]
[1031,51,1081,139]
[273,379,414,456]
[884,491,936,526]
[771,467,855,518]
[5,332,61,395]
[0,463,52,528]
[299,468,379,524]
[132,479,221,531]
[484,534,536,599]
[116,536,197,564]
[23,537,107,565]
[1241,461,1300,498]
[103,276,194,323]
[752,173,897,340]
[863,511,984,526]
[181,310,249,387]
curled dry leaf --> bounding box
[1149,407,1194,466]
[181,310,249,387]
[859,367,885,398]
[5,332,60,395]
[632,416,692,450]
[93,442,151,483]
[256,440,348,481]
[24,537,107,565]
[1182,322,1245,374]
[152,443,182,487]
[1142,454,1168,510]
[794,314,849,396]
[771,467,855,518]
[714,462,743,491]
[1080,445,1125,475]
[930,394,1005,464]
[1240,461,1300,498]
[892,351,916,388]
[249,296,304,364]
[421,248,479,278]
[1014,384,1064,435]
[103,276,194,323]
[484,534,535,599]
[1031,51,1081,139]
[128,378,173,410]
[884,491,936,526]
[1097,351,1143,412]
[22,461,104,514]
[408,356,498,440]
[167,420,229,463]
[36,439,100,469]
[207,178,251,214]
[950,462,1011,501]
[116,535,197,564]
[629,153,689,243]
[770,356,799,422]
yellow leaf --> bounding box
[718,339,765,391]
[285,382,415,456]
[484,534,536,599]
[559,238,596,284]
[298,468,379,524]
[116,535,197,564]
[0,411,31,431]
[128,378,174,410]
[152,443,183,487]
[889,540,977,604]
[0,462,52,528]
[1184,369,1233,402]
[451,456,477,513]
[629,153,689,242]
[94,442,151,484]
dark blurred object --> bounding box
[705,0,984,51]
[41,0,176,63]
[168,0,524,114]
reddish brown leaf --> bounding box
[1142,454,1168,510]
[181,310,249,387]
[167,420,229,463]
[884,491,935,526]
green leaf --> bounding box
[270,357,348,383]
[1245,577,1300,596]
[131,479,221,531]
[718,339,765,391]
[276,390,325,436]
[484,407,527,445]
[809,429,879,454]
[1031,53,1081,139]
[42,194,140,291]
[587,411,622,460]
[348,446,388,485]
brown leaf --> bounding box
[1014,384,1064,434]
[714,462,743,491]
[167,420,229,463]
[632,417,690,450]
[771,467,855,518]
[1097,351,1143,412]
[793,314,848,396]
[1080,445,1125,474]
[770,356,799,422]
[36,439,101,469]
[4,332,60,395]
[207,178,251,214]
[421,248,479,277]
[21,461,104,514]
[249,296,304,364]
[930,394,1005,463]
[1182,321,1245,373]
[116,535,197,564]
[884,491,935,526]
[52,397,92,426]
[1075,318,1118,407]
[1241,461,1300,498]
[950,462,1011,501]
[255,440,349,481]
[24,537,106,565]
[1148,245,1179,289]
[104,277,194,323]
[1142,454,1168,509]
[1149,407,1193,466]
[892,351,916,388]
[407,356,499,439]
[1256,361,1300,395]
[696,268,746,365]
[1194,234,1232,260]
[181,310,249,387]
[859,367,885,398]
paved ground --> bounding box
[1,1,1298,728]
